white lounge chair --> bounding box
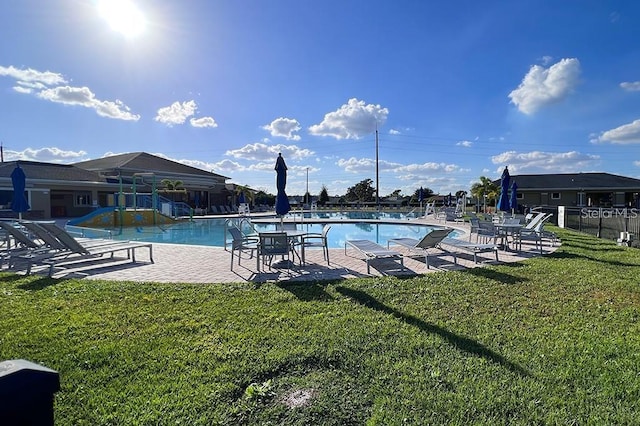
[345,239,404,274]
[18,221,154,277]
[440,237,500,264]
[387,228,455,269]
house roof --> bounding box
[0,160,108,182]
[73,152,229,180]
[506,172,640,191]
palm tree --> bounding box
[160,179,185,210]
[470,176,499,213]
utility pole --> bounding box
[306,167,309,205]
[375,125,379,210]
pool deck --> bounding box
[10,215,559,283]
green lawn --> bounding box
[2,228,640,425]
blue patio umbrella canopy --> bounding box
[274,153,290,216]
[11,164,30,215]
[510,181,518,212]
[497,167,511,212]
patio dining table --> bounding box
[258,229,307,267]
[494,223,523,251]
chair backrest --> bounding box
[416,228,453,249]
[478,220,495,230]
[321,224,332,238]
[0,221,40,249]
[523,213,548,230]
[36,221,89,254]
[503,217,521,225]
[228,227,243,241]
[259,233,289,256]
[20,221,68,250]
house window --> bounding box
[551,192,561,200]
[74,192,92,207]
[516,193,524,200]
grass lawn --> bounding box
[2,228,640,425]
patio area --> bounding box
[10,217,559,283]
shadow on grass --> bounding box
[462,266,529,285]
[335,286,530,377]
[277,281,335,302]
[548,250,640,267]
[16,276,66,291]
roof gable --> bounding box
[0,161,106,182]
[73,152,229,179]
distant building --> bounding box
[503,172,640,210]
[0,152,232,219]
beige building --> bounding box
[0,153,232,220]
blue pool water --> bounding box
[78,217,461,248]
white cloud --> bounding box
[620,81,640,92]
[1,65,140,121]
[308,98,389,139]
[389,129,401,135]
[225,142,315,162]
[491,150,600,173]
[262,117,301,140]
[456,140,473,147]
[190,116,218,128]
[593,119,640,144]
[336,157,466,180]
[154,100,198,125]
[37,86,140,121]
[0,65,67,86]
[508,58,581,115]
[4,147,89,163]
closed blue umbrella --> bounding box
[237,191,246,204]
[274,153,290,216]
[11,164,30,219]
[497,167,511,212]
[510,181,518,213]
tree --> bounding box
[412,187,434,203]
[344,179,375,202]
[470,176,499,212]
[161,179,183,191]
[235,185,254,205]
[318,186,329,205]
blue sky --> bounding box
[2,0,640,197]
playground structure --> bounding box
[68,173,193,228]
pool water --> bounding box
[83,218,461,248]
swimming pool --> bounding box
[69,217,461,248]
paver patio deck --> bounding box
[6,216,559,283]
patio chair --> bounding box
[0,221,60,269]
[300,224,331,264]
[476,220,507,247]
[345,239,404,274]
[17,221,154,277]
[257,232,292,273]
[440,237,500,264]
[228,226,258,271]
[514,214,554,254]
[387,228,455,269]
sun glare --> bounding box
[97,0,146,38]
